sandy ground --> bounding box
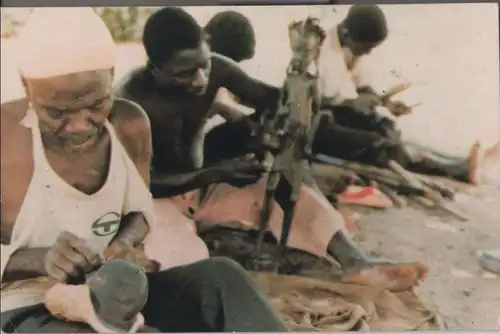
[352,187,500,330]
[1,3,499,330]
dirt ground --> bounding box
[1,4,499,329]
[351,186,500,330]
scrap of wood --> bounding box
[408,102,423,109]
[388,160,469,221]
[381,82,412,101]
[412,196,435,208]
[312,159,462,198]
[312,161,426,196]
[311,159,469,219]
[419,178,455,200]
[412,172,471,193]
[378,183,407,207]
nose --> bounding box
[64,111,92,134]
[191,69,208,92]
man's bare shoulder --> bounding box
[1,98,29,133]
[1,99,35,229]
[210,52,240,77]
[109,98,151,163]
[109,98,151,137]
[1,98,33,159]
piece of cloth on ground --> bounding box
[142,198,209,271]
[162,174,346,258]
[200,225,442,332]
[252,272,444,332]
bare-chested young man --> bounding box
[115,7,428,292]
[0,8,289,333]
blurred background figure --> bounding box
[204,10,256,63]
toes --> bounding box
[341,262,429,292]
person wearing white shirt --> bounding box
[314,4,498,185]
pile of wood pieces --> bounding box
[311,155,471,222]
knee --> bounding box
[197,257,246,275]
[194,257,254,287]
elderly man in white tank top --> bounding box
[0,8,288,333]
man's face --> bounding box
[23,69,114,154]
[153,41,211,96]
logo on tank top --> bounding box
[91,212,121,237]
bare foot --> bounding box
[467,140,481,185]
[468,140,500,185]
[341,261,429,292]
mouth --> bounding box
[65,134,98,151]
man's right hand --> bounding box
[210,154,268,187]
[45,231,102,283]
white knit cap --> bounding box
[17,8,116,79]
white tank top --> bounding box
[0,107,155,312]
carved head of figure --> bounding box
[287,17,326,75]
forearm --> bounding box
[237,82,280,114]
[213,102,249,124]
[222,61,280,113]
[150,169,215,197]
[112,212,149,247]
[2,247,49,283]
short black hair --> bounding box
[143,7,203,67]
[204,10,255,63]
[344,5,388,43]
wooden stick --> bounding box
[378,183,407,207]
[412,196,435,208]
[408,102,423,109]
[388,160,469,221]
[312,157,461,203]
[381,83,412,101]
[312,160,425,196]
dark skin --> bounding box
[114,43,280,197]
[1,69,153,283]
